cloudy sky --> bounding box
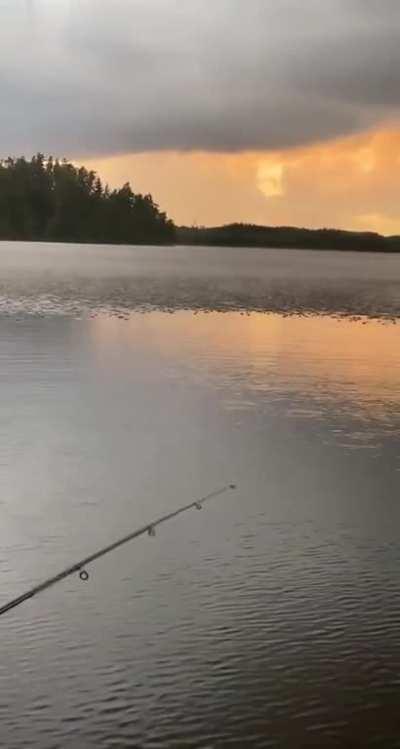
[1,0,400,231]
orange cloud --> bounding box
[87,126,400,233]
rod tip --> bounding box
[229,483,237,490]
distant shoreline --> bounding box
[1,156,398,253]
[176,223,400,254]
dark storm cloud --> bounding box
[0,0,399,157]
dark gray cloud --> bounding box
[0,0,399,157]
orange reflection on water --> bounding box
[89,312,400,423]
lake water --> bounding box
[1,242,400,748]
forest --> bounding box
[1,155,399,252]
[0,154,175,244]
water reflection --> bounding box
[1,289,400,745]
[90,311,400,450]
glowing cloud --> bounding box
[88,127,400,232]
[257,161,284,198]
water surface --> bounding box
[1,243,400,748]
[0,241,400,319]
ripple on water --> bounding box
[1,243,400,747]
[0,242,399,320]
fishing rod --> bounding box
[0,483,236,619]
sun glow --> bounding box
[87,126,400,233]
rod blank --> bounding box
[0,484,236,619]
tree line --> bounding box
[1,156,398,252]
[178,223,400,253]
[0,154,175,244]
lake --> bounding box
[1,242,400,748]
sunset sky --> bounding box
[1,1,400,232]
